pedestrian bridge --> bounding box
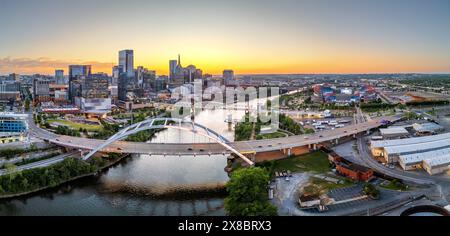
[46,116,402,165]
[81,117,255,165]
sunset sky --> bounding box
[1,0,450,75]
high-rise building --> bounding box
[55,69,64,85]
[154,77,168,92]
[169,59,178,81]
[119,49,134,77]
[68,65,91,102]
[8,73,20,82]
[118,73,143,102]
[136,66,145,88]
[223,70,234,85]
[136,67,156,91]
[112,65,123,86]
[33,78,51,103]
[80,73,111,115]
[169,54,185,88]
[0,81,21,102]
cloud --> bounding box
[0,57,114,75]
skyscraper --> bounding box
[112,65,123,86]
[68,65,91,102]
[55,69,64,85]
[223,70,234,86]
[119,49,134,77]
[169,59,178,81]
[80,73,111,115]
[33,78,51,103]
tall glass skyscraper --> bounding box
[68,65,91,102]
[119,50,134,77]
[55,69,64,85]
[169,59,178,81]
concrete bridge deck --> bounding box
[43,116,401,157]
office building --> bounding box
[55,69,65,85]
[112,65,123,86]
[68,65,91,102]
[141,69,156,91]
[223,70,234,85]
[154,77,168,92]
[0,81,21,102]
[0,112,28,143]
[169,59,178,81]
[33,78,51,103]
[119,50,134,77]
[168,54,203,88]
[8,73,20,82]
[118,73,142,102]
[80,73,111,115]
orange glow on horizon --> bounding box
[2,51,450,75]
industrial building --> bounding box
[398,147,450,171]
[371,132,450,157]
[383,139,450,163]
[423,155,450,175]
[413,122,444,135]
[371,132,450,174]
[379,127,409,139]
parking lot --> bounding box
[299,117,355,132]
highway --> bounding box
[0,151,78,176]
[33,115,402,156]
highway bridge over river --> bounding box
[28,113,401,166]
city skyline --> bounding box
[1,0,450,75]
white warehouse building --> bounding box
[371,132,450,175]
[423,155,450,175]
[398,147,450,171]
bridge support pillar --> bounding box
[353,134,356,139]
[287,148,292,156]
[366,130,370,135]
[335,138,339,145]
[313,143,317,150]
[308,144,312,149]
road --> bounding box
[0,151,78,176]
[28,113,401,156]
[353,107,450,186]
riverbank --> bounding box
[0,154,129,200]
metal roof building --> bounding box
[385,139,450,157]
[413,122,444,134]
[423,155,450,175]
[398,147,450,170]
[379,127,409,138]
[424,155,450,168]
[371,132,450,148]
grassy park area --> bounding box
[47,119,103,132]
[258,151,331,175]
[273,151,330,173]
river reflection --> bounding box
[0,98,271,215]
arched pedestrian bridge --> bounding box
[40,116,402,164]
[80,117,255,165]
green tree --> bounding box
[225,167,277,216]
[4,163,18,181]
[363,183,380,199]
[24,99,31,112]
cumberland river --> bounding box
[0,99,268,216]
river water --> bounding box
[0,100,264,216]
